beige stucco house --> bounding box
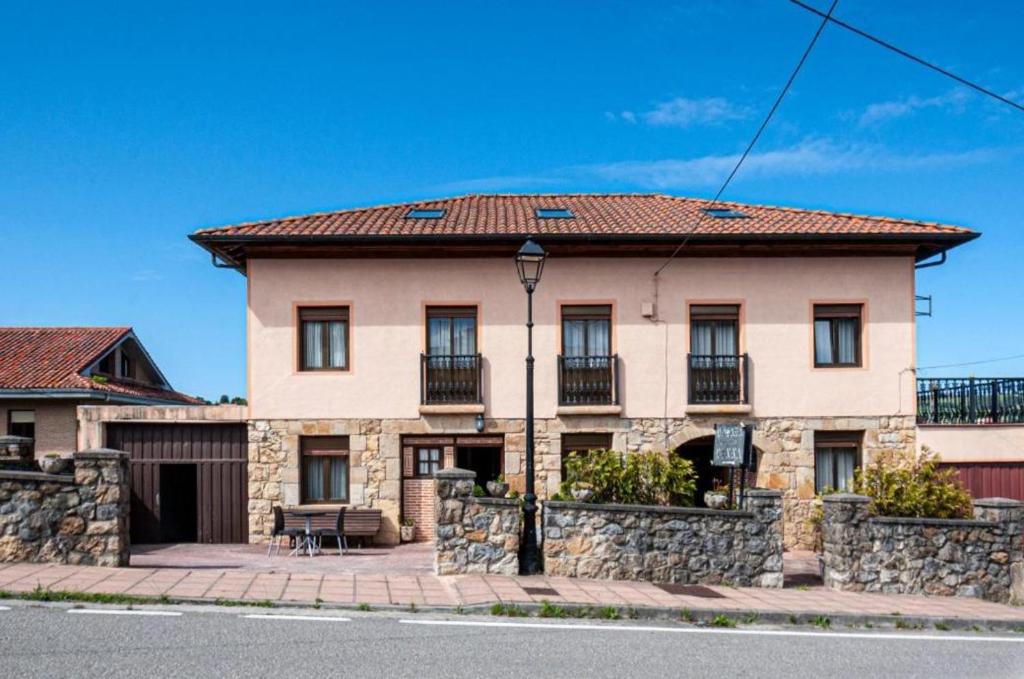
[189,193,978,549]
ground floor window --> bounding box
[814,432,861,493]
[561,432,613,477]
[7,410,34,439]
[300,436,349,503]
[416,447,442,477]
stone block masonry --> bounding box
[822,494,1024,603]
[434,467,521,576]
[542,489,784,587]
[0,449,130,567]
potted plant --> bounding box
[704,481,730,509]
[570,482,595,502]
[400,518,415,542]
[486,475,509,498]
[39,453,67,474]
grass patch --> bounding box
[811,615,831,629]
[213,598,275,608]
[795,584,810,592]
[538,601,567,619]
[408,603,418,613]
[710,614,737,628]
[313,598,323,610]
[680,608,696,623]
[453,605,465,615]
[788,614,799,625]
[490,603,527,617]
[742,613,760,625]
[15,586,169,607]
[356,603,372,612]
[599,606,620,621]
[1012,626,1024,634]
[570,606,595,619]
[933,622,950,632]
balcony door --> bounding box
[560,305,615,405]
[689,305,742,404]
[424,307,479,404]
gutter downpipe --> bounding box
[914,251,946,270]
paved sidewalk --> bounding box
[2,561,1022,626]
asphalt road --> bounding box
[1,602,1022,679]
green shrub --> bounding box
[472,484,486,498]
[853,447,972,519]
[562,449,696,506]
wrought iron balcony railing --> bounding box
[420,354,482,405]
[688,353,749,405]
[558,354,619,406]
[917,377,1024,424]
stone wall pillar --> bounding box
[745,489,785,587]
[973,498,1024,604]
[73,449,131,567]
[434,467,520,576]
[820,493,870,590]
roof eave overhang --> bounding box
[0,389,198,406]
[191,230,979,269]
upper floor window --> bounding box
[690,305,739,357]
[426,307,477,356]
[813,304,862,367]
[299,306,349,371]
[561,305,611,357]
[301,436,349,503]
[7,410,34,439]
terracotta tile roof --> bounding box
[192,194,975,239]
[0,327,201,404]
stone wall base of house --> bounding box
[433,467,520,575]
[247,414,916,550]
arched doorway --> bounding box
[674,435,760,507]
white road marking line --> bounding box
[0,606,10,611]
[67,609,182,617]
[241,614,351,622]
[398,619,1024,643]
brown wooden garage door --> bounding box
[942,462,1024,501]
[107,423,248,544]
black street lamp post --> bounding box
[514,237,547,575]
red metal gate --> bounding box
[943,462,1024,501]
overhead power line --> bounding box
[653,0,839,277]
[789,0,1024,114]
[917,353,1024,372]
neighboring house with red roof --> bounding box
[0,327,200,456]
[186,193,981,548]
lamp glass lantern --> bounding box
[514,239,547,290]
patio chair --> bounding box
[268,506,305,556]
[312,507,348,556]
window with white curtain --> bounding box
[813,304,862,367]
[426,307,477,356]
[561,305,611,357]
[689,305,739,356]
[301,436,349,503]
[814,433,861,493]
[299,307,349,371]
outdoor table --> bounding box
[288,509,332,557]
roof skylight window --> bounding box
[535,208,574,219]
[406,208,445,219]
[703,207,748,219]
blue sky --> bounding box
[2,1,1022,399]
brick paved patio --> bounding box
[2,560,1022,624]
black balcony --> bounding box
[558,354,619,406]
[420,354,482,405]
[917,377,1024,424]
[688,354,749,405]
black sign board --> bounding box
[712,424,747,467]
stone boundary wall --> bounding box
[0,449,130,567]
[434,468,520,576]
[542,489,784,587]
[822,494,1024,603]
